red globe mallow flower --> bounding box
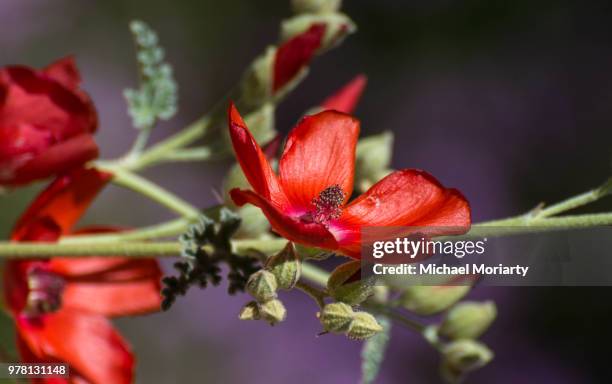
[273,24,326,92]
[0,57,99,186]
[3,167,162,384]
[228,103,471,258]
[320,74,367,114]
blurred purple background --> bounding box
[2,0,612,382]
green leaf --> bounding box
[124,20,178,130]
[360,315,391,384]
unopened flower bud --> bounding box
[319,302,354,333]
[399,285,471,316]
[244,103,276,145]
[439,301,497,340]
[240,47,275,107]
[266,242,301,290]
[441,340,493,382]
[223,163,249,204]
[327,261,373,305]
[292,0,342,14]
[238,301,261,321]
[246,270,278,302]
[259,299,287,325]
[281,14,356,52]
[347,312,383,340]
[355,131,393,187]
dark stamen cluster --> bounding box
[312,185,345,225]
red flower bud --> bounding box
[0,57,99,186]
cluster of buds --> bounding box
[239,243,301,325]
[318,302,382,340]
[397,284,497,383]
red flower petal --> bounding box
[273,24,326,92]
[278,110,359,209]
[334,169,471,257]
[8,134,99,186]
[43,56,82,90]
[320,74,367,114]
[231,188,338,250]
[228,103,289,207]
[0,60,98,185]
[16,309,134,384]
[12,167,111,241]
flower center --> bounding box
[307,185,345,226]
[24,267,64,316]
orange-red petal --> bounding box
[228,103,289,207]
[16,309,134,384]
[334,169,471,258]
[320,74,367,114]
[49,258,162,317]
[278,110,359,209]
[11,167,111,241]
[231,188,338,250]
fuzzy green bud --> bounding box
[265,242,301,290]
[292,0,342,14]
[327,260,373,305]
[241,47,275,107]
[319,302,354,333]
[346,312,383,340]
[245,103,276,145]
[399,285,471,316]
[355,132,394,192]
[281,13,356,52]
[246,270,278,302]
[238,301,260,321]
[439,301,497,340]
[440,340,493,383]
[223,163,272,239]
[259,299,287,325]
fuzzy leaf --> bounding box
[360,315,391,384]
[124,20,178,129]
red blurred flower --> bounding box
[228,103,471,258]
[3,168,162,384]
[320,74,367,114]
[273,24,326,92]
[0,57,99,186]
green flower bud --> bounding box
[280,14,356,52]
[238,301,261,321]
[355,132,394,192]
[327,260,361,290]
[292,0,342,14]
[246,270,278,302]
[244,103,276,145]
[235,205,271,239]
[318,302,354,333]
[266,242,301,290]
[223,163,250,204]
[441,340,493,382]
[399,285,471,316]
[259,299,287,325]
[346,312,383,340]
[240,47,275,107]
[327,261,373,305]
[439,301,497,340]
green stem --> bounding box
[0,242,181,258]
[99,164,200,218]
[127,126,153,158]
[60,217,193,244]
[162,147,214,162]
[295,281,326,308]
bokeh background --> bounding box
[2,0,612,382]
